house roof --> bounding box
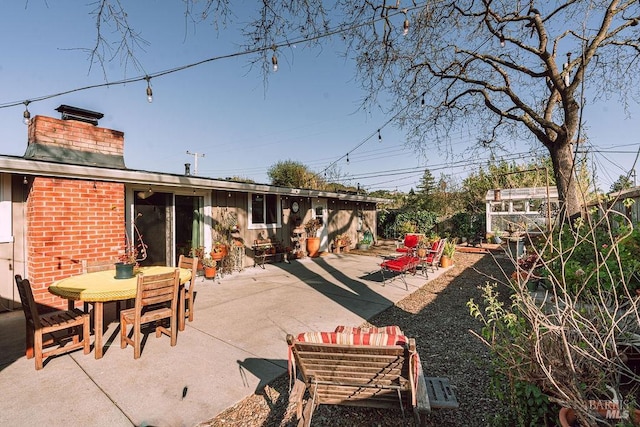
[485,186,559,201]
[0,154,389,203]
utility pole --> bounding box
[186,151,205,175]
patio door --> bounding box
[312,199,329,253]
[175,195,204,262]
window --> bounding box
[248,193,281,229]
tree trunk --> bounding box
[549,141,582,222]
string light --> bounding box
[378,129,382,142]
[1,4,422,115]
[346,153,349,163]
[421,93,425,107]
[402,10,410,36]
[563,52,572,86]
[271,46,279,72]
[499,28,505,47]
[23,101,31,125]
[145,76,153,103]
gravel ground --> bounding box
[200,243,514,427]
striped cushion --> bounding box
[296,330,407,346]
[334,325,404,336]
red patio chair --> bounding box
[396,233,422,256]
[380,255,420,290]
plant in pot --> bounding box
[190,246,205,269]
[416,236,431,258]
[211,241,228,261]
[440,239,456,267]
[304,219,322,258]
[115,224,148,279]
[201,256,217,279]
[357,230,373,250]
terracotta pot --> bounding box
[211,251,225,261]
[417,248,427,258]
[440,256,453,268]
[306,237,321,258]
[203,266,216,279]
[559,406,640,426]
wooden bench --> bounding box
[287,327,458,426]
[252,239,280,269]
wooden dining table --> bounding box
[49,266,192,359]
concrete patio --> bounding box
[0,252,447,426]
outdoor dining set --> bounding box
[14,255,199,370]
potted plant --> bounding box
[115,224,147,279]
[190,246,205,269]
[201,256,217,279]
[440,239,456,268]
[305,219,322,257]
[334,233,352,253]
[211,241,228,261]
[416,236,431,258]
[357,230,373,250]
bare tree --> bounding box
[88,1,640,219]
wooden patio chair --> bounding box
[419,238,447,276]
[287,326,458,427]
[178,255,198,331]
[120,269,180,359]
[14,275,91,370]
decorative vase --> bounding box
[204,266,216,279]
[306,237,321,258]
[114,262,135,279]
[211,251,225,261]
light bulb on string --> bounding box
[23,101,31,125]
[145,77,153,103]
[271,47,279,72]
[346,153,349,164]
[402,10,409,36]
[563,52,572,86]
[499,29,505,47]
[378,129,382,142]
[421,93,425,107]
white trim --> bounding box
[0,174,12,243]
[247,193,281,230]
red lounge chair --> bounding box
[380,255,420,290]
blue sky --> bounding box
[0,1,638,193]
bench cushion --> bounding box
[380,256,419,272]
[334,325,404,335]
[296,330,407,346]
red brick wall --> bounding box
[28,115,124,157]
[24,114,127,309]
[26,177,124,309]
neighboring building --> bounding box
[0,106,386,310]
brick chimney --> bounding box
[24,105,126,169]
[23,106,126,309]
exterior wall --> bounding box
[26,177,124,309]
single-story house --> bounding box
[0,105,387,311]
